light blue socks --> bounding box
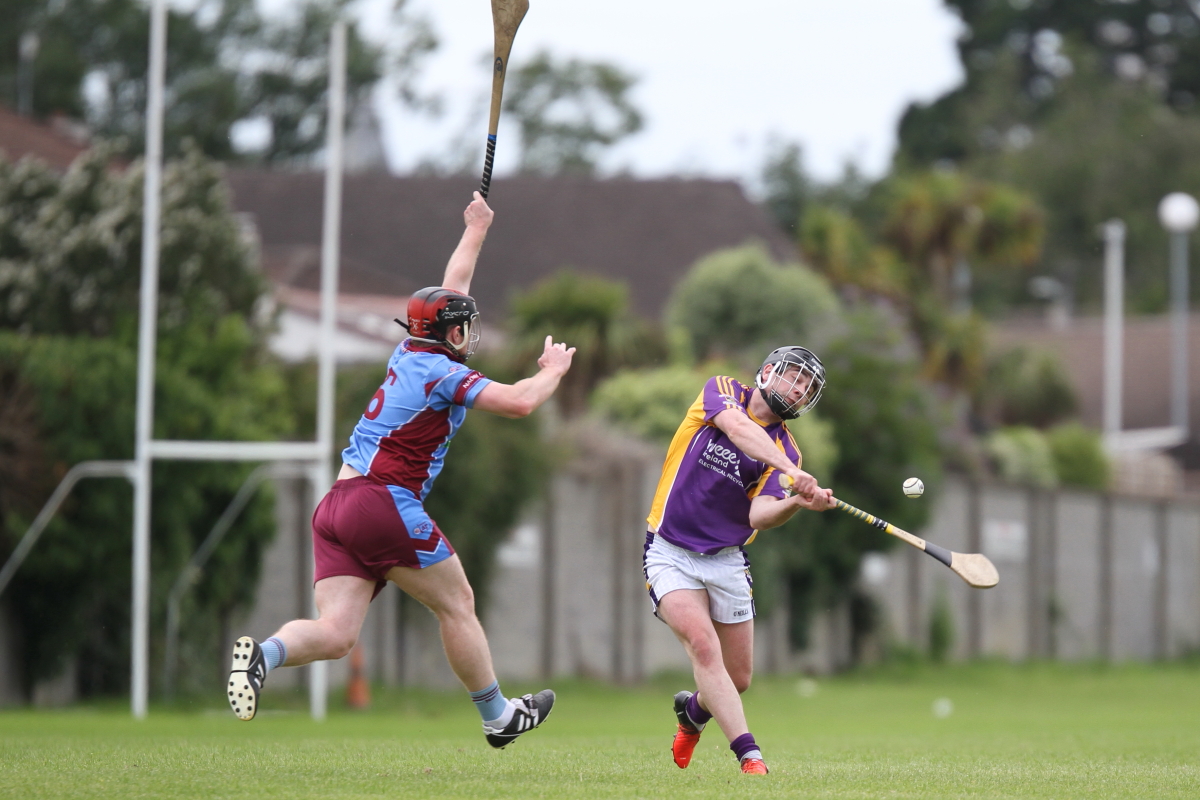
[470,680,513,726]
[260,637,287,673]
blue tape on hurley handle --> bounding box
[479,134,497,199]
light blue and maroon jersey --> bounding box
[646,376,802,555]
[341,340,492,500]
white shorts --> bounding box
[643,534,755,624]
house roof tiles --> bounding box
[226,171,793,319]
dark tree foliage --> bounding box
[0,147,293,697]
[976,346,1077,429]
[893,2,1200,314]
[901,0,1200,166]
[761,141,812,236]
[0,146,268,343]
[509,271,667,417]
[0,329,290,697]
[0,0,432,163]
[665,245,841,364]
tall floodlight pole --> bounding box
[308,17,347,722]
[1158,192,1199,438]
[1102,220,1126,447]
[131,0,168,720]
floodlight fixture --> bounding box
[1158,192,1200,234]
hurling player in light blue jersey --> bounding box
[643,347,834,776]
[228,192,575,750]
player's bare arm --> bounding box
[712,408,814,491]
[748,487,834,530]
[441,192,494,294]
[473,336,575,418]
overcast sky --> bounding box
[273,0,966,186]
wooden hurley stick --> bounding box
[479,0,529,199]
[834,498,999,589]
[780,476,999,589]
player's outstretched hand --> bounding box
[538,335,575,376]
[464,191,494,231]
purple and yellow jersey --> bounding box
[646,376,802,555]
[341,340,492,500]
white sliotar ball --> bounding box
[903,477,924,498]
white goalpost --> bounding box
[130,0,348,719]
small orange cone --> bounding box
[345,642,370,709]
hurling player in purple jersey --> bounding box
[227,192,575,750]
[643,346,834,776]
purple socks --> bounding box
[730,732,762,762]
[686,692,713,727]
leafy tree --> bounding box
[898,5,1200,313]
[800,204,907,298]
[509,271,666,417]
[665,244,842,364]
[939,0,1200,113]
[976,346,1077,429]
[590,365,711,444]
[0,145,268,343]
[897,2,1200,165]
[0,0,435,163]
[0,146,294,697]
[966,51,1200,312]
[0,329,290,697]
[504,51,643,175]
[880,170,1043,308]
[874,171,1043,391]
[760,139,873,237]
[1046,421,1110,490]
[985,425,1058,488]
[761,140,813,236]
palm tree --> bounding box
[880,171,1044,391]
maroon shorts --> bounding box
[311,476,455,599]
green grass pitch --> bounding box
[1,662,1197,798]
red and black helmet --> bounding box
[398,287,481,359]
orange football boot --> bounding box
[672,723,702,768]
[671,691,703,768]
[740,757,770,775]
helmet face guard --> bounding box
[755,346,825,420]
[456,317,481,359]
[400,287,481,360]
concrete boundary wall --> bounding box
[231,462,1200,697]
[863,477,1200,662]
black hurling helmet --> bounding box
[398,287,480,360]
[755,346,825,420]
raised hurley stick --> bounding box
[479,0,529,199]
[781,477,999,589]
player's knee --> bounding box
[733,673,752,694]
[446,582,476,617]
[688,636,722,667]
[323,628,358,660]
[430,582,476,621]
